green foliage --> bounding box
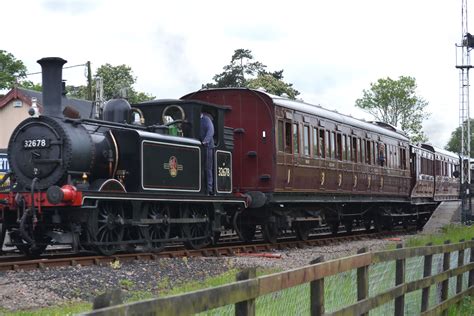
[203,49,300,99]
[445,118,474,157]
[96,64,136,100]
[0,50,28,90]
[18,81,42,92]
[247,74,299,99]
[119,279,135,290]
[65,64,155,103]
[66,85,89,100]
[355,76,429,143]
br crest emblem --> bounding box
[163,156,183,177]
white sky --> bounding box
[1,0,468,148]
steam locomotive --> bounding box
[0,58,246,256]
[0,57,460,257]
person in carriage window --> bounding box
[200,111,215,195]
[378,143,385,167]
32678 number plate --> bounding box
[23,139,49,149]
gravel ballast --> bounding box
[0,236,412,312]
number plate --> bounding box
[23,138,49,149]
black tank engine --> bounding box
[0,57,244,256]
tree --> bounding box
[445,119,474,157]
[19,80,42,92]
[355,76,429,143]
[203,49,300,99]
[67,63,154,103]
[247,74,299,99]
[0,50,28,90]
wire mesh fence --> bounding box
[194,247,472,316]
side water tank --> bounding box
[103,99,131,123]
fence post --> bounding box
[394,243,405,316]
[441,240,451,316]
[469,237,474,288]
[310,256,325,316]
[357,247,369,316]
[456,239,465,294]
[235,268,256,316]
[421,242,433,312]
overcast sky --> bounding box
[2,0,468,148]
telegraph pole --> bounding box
[87,61,93,101]
[456,0,473,222]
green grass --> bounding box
[405,224,474,247]
[0,302,92,316]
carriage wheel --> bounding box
[262,220,278,244]
[182,205,211,250]
[141,203,170,253]
[295,222,312,241]
[90,202,124,256]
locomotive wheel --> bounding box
[10,214,48,257]
[328,221,339,235]
[262,220,278,244]
[238,224,256,242]
[182,205,211,250]
[364,220,372,231]
[11,233,47,257]
[343,220,353,233]
[295,222,311,241]
[89,202,125,256]
[141,203,170,253]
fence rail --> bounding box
[83,239,474,316]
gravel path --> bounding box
[0,235,412,312]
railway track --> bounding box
[0,228,414,272]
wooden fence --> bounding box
[82,239,474,316]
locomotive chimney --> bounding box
[37,57,67,117]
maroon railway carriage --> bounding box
[182,88,429,241]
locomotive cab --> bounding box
[128,100,234,195]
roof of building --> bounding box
[0,87,93,119]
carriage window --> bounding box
[293,123,299,154]
[390,146,395,168]
[303,125,310,156]
[360,139,365,164]
[372,142,376,165]
[335,133,342,160]
[284,121,292,153]
[319,129,326,158]
[435,159,441,176]
[342,135,347,160]
[377,143,385,166]
[330,132,335,159]
[400,148,407,170]
[365,140,371,164]
[352,137,358,162]
[313,128,319,157]
[346,136,351,161]
[277,120,284,152]
[325,130,330,158]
